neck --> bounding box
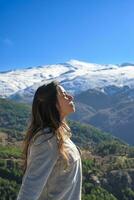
[61,121,71,132]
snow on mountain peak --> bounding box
[0,59,134,98]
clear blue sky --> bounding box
[0,0,134,72]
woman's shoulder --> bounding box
[28,127,59,158]
[31,127,56,146]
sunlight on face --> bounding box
[57,85,75,119]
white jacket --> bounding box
[17,127,82,200]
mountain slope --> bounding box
[69,87,134,145]
[0,98,125,147]
[0,98,30,140]
[0,99,134,200]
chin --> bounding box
[72,107,75,112]
[67,108,75,116]
[67,103,75,114]
[71,107,75,113]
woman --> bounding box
[17,80,82,200]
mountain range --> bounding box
[0,59,134,145]
[0,59,134,99]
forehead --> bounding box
[57,85,66,94]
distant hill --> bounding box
[69,87,134,145]
[120,62,134,67]
[0,98,126,146]
[0,98,30,140]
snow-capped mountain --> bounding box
[0,59,134,99]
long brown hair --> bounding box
[21,80,71,175]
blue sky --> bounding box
[0,0,134,72]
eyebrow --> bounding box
[58,87,70,96]
[61,91,66,95]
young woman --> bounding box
[17,80,82,200]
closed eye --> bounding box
[62,92,70,97]
[62,91,67,96]
[62,93,68,98]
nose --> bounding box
[68,94,74,101]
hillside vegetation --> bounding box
[0,98,134,200]
[0,98,30,140]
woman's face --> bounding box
[56,85,75,119]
